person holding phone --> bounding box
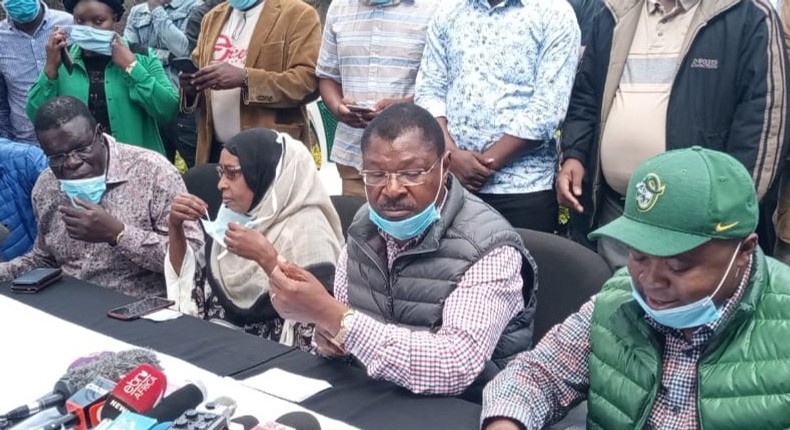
[124,0,200,166]
[316,0,440,197]
[179,0,321,164]
[0,0,72,144]
[165,128,342,349]
[25,0,179,156]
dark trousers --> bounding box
[478,190,558,233]
[159,111,198,168]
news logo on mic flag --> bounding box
[100,364,166,421]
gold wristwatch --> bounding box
[332,309,357,346]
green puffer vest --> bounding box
[588,248,790,430]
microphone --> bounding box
[92,381,205,430]
[1,349,159,424]
[230,416,259,430]
[254,412,322,430]
[146,382,206,422]
[99,364,167,421]
[35,376,116,430]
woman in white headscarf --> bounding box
[165,128,343,349]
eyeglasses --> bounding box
[361,157,442,187]
[216,164,243,180]
[48,128,101,168]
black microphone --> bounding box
[231,415,259,430]
[34,376,116,430]
[147,382,206,422]
[254,412,322,430]
[1,349,160,425]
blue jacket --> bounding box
[0,139,47,260]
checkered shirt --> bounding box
[333,235,524,395]
[481,255,753,429]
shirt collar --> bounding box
[102,134,130,185]
[646,0,700,15]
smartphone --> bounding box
[11,268,63,293]
[346,102,375,112]
[107,297,175,321]
[61,47,74,75]
[170,57,199,75]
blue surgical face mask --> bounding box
[59,174,107,205]
[228,0,258,11]
[630,241,743,329]
[367,164,444,241]
[3,0,41,23]
[70,25,115,56]
[201,205,254,248]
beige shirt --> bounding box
[600,0,699,194]
[210,2,265,144]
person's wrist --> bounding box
[320,301,349,336]
[110,223,126,246]
[124,60,138,75]
[45,64,59,79]
[257,252,277,275]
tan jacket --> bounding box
[189,0,321,164]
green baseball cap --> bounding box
[589,146,758,256]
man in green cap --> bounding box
[480,146,790,430]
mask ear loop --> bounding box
[709,241,743,299]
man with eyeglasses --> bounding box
[0,96,204,296]
[262,103,538,401]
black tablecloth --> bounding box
[1,276,484,430]
[0,276,292,376]
[235,351,481,430]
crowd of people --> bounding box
[2,0,790,428]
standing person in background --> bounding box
[0,0,71,143]
[26,0,179,156]
[184,0,223,54]
[772,0,790,265]
[180,0,321,164]
[0,137,47,261]
[558,0,789,269]
[416,0,580,232]
[124,0,200,167]
[317,0,439,197]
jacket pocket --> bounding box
[702,130,729,152]
[252,41,285,71]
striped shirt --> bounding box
[0,5,72,143]
[333,238,524,395]
[481,256,753,430]
[316,0,438,169]
[600,0,700,195]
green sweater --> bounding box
[588,249,790,430]
[26,45,178,155]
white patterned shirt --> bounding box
[415,0,580,194]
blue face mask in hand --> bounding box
[630,241,744,329]
[70,25,116,56]
[3,0,41,23]
[59,174,107,206]
[367,164,444,241]
[201,205,254,248]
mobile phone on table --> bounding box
[170,57,199,75]
[107,297,175,321]
[11,268,63,293]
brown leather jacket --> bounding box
[189,0,320,164]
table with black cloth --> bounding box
[0,276,482,430]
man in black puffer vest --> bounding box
[268,103,538,403]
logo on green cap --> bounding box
[635,173,666,212]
